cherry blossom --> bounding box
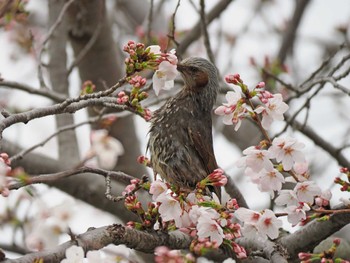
[150,179,169,201]
[275,189,298,206]
[90,129,124,170]
[256,209,282,240]
[235,208,261,224]
[240,223,267,240]
[197,217,225,245]
[61,245,84,263]
[155,246,184,263]
[255,93,289,130]
[235,208,282,240]
[315,190,332,207]
[214,88,247,130]
[244,167,262,184]
[268,136,305,171]
[164,49,178,65]
[148,45,161,55]
[285,202,310,226]
[289,161,310,182]
[86,251,104,263]
[237,146,273,172]
[294,181,321,203]
[258,168,285,194]
[26,225,59,251]
[152,61,178,96]
[157,193,182,224]
[189,205,220,224]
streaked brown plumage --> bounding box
[148,57,221,198]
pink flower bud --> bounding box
[340,167,349,173]
[256,81,265,89]
[226,198,239,210]
[207,168,227,186]
[298,252,311,260]
[126,221,135,228]
[333,238,341,246]
[0,153,11,166]
[143,108,152,121]
[232,242,247,259]
[131,179,140,184]
[117,91,126,98]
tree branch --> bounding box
[199,0,215,64]
[279,207,350,260]
[177,0,234,56]
[0,81,66,102]
[1,225,191,263]
[277,0,311,63]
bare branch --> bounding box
[8,166,136,191]
[1,225,192,263]
[177,0,234,56]
[199,0,215,64]
[0,78,127,143]
[280,206,350,260]
[0,80,66,102]
[277,0,311,63]
[166,0,181,50]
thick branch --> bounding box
[277,0,311,63]
[1,225,191,263]
[67,0,147,177]
[280,208,350,260]
[48,0,79,164]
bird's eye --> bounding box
[189,66,198,73]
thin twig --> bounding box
[0,78,129,141]
[9,118,99,162]
[8,166,136,190]
[166,0,181,51]
[0,80,66,102]
[199,0,215,64]
[177,0,233,56]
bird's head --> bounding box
[177,57,219,109]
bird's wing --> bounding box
[188,123,221,199]
[188,126,218,174]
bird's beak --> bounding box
[176,63,186,73]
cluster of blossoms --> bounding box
[215,74,333,228]
[215,74,288,131]
[121,41,178,120]
[335,167,350,192]
[0,153,12,196]
[25,200,74,251]
[123,169,247,260]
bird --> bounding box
[147,57,221,199]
